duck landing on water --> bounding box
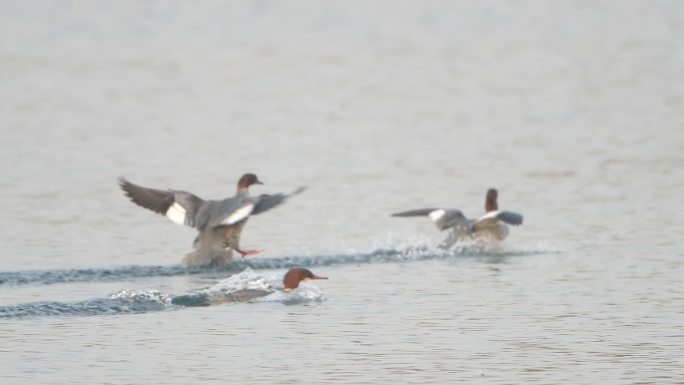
[119,173,305,266]
[391,188,523,249]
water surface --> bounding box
[1,1,683,384]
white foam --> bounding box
[255,283,325,304]
[109,288,172,305]
[203,268,325,304]
[209,268,275,293]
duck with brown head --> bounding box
[119,173,305,266]
[223,267,327,304]
[391,188,523,248]
[283,268,328,289]
[173,268,329,306]
[236,173,263,195]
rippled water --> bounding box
[1,1,683,384]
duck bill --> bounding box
[311,275,328,280]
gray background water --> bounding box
[1,1,683,383]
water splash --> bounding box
[171,268,325,307]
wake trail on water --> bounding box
[0,269,324,319]
[0,244,556,287]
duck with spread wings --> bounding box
[391,188,523,248]
[119,173,305,266]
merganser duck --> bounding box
[172,268,328,306]
[391,188,523,248]
[119,173,305,266]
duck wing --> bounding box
[472,210,524,230]
[251,186,307,215]
[201,196,255,229]
[392,208,467,231]
[119,178,205,228]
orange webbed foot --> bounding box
[236,249,263,257]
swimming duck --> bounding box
[119,173,305,266]
[172,268,328,306]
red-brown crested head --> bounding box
[485,188,498,212]
[237,173,264,189]
[283,268,328,289]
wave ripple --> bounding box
[0,289,171,319]
[0,246,547,287]
[0,270,323,319]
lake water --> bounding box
[1,1,683,384]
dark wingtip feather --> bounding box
[118,177,131,194]
[291,186,307,196]
[391,208,437,217]
[118,177,137,200]
[390,212,411,217]
[116,178,174,215]
[497,211,524,225]
[390,211,409,217]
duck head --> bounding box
[485,188,498,212]
[237,173,264,193]
[283,268,328,289]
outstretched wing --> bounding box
[391,208,441,217]
[496,211,524,225]
[202,197,255,229]
[119,178,205,228]
[201,187,306,230]
[251,186,307,215]
[392,208,467,231]
[472,210,524,230]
